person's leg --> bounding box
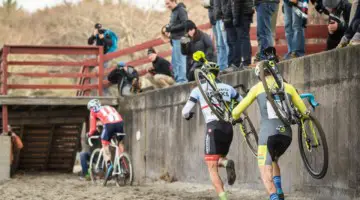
[171,39,188,83]
[216,20,229,70]
[273,162,285,200]
[258,145,278,199]
[238,15,252,67]
[284,2,294,59]
[292,6,305,57]
[220,20,230,66]
[227,26,241,67]
[271,4,279,45]
[256,3,276,60]
[80,151,91,177]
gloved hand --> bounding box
[185,112,195,120]
[337,36,350,48]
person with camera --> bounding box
[88,23,118,54]
[107,62,141,96]
[338,0,360,47]
[181,20,214,82]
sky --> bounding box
[1,0,166,12]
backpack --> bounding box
[104,29,118,53]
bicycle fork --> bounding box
[301,118,320,152]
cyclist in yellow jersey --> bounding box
[232,61,308,200]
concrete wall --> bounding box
[118,46,360,199]
[0,136,11,181]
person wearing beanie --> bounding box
[147,47,175,88]
[107,62,141,96]
[183,20,214,82]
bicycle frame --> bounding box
[88,134,127,177]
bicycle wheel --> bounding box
[259,62,291,126]
[298,114,328,179]
[194,69,230,122]
[116,152,133,186]
[239,112,259,157]
[89,148,106,184]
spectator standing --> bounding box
[255,0,279,61]
[213,0,229,71]
[232,0,254,69]
[147,47,175,88]
[164,0,188,83]
[223,0,239,69]
[283,0,305,59]
[182,20,214,81]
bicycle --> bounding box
[88,133,134,186]
[258,47,328,179]
[193,51,259,157]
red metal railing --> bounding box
[0,23,328,133]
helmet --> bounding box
[117,61,126,68]
[87,99,101,112]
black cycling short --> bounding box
[101,121,125,144]
[267,134,292,162]
[204,120,233,161]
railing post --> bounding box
[1,46,9,133]
[98,46,104,96]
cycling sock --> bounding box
[218,192,228,200]
[219,159,228,167]
[270,193,280,200]
[273,176,283,194]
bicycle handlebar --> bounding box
[88,135,100,147]
[300,93,320,110]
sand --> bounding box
[0,173,315,200]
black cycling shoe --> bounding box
[278,193,285,200]
[226,159,236,185]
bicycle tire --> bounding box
[298,114,328,179]
[240,112,259,157]
[194,69,229,122]
[89,148,105,184]
[116,152,134,186]
[259,62,291,126]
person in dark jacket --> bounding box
[213,0,229,71]
[319,0,352,49]
[232,0,254,68]
[255,0,279,61]
[147,47,175,88]
[88,23,113,54]
[338,0,360,46]
[107,62,141,95]
[165,0,188,83]
[183,20,214,81]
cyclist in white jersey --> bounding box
[182,64,242,200]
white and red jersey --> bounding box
[89,106,123,135]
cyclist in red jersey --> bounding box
[87,99,125,180]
